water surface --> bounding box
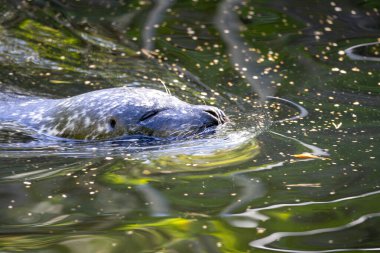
[0,0,379,252]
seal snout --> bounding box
[200,106,229,126]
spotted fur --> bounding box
[0,87,228,140]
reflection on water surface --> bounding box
[0,0,379,252]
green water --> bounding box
[0,0,379,252]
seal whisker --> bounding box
[158,79,171,95]
[168,129,190,138]
[168,127,197,138]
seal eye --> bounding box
[140,110,161,122]
[109,118,117,129]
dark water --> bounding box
[0,0,379,252]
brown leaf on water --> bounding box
[291,153,330,160]
[286,183,321,188]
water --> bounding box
[0,0,379,252]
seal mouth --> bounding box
[137,123,222,139]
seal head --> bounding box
[36,87,228,140]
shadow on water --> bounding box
[0,0,379,252]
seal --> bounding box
[0,87,228,140]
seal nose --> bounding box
[201,106,229,125]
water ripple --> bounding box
[250,212,380,252]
